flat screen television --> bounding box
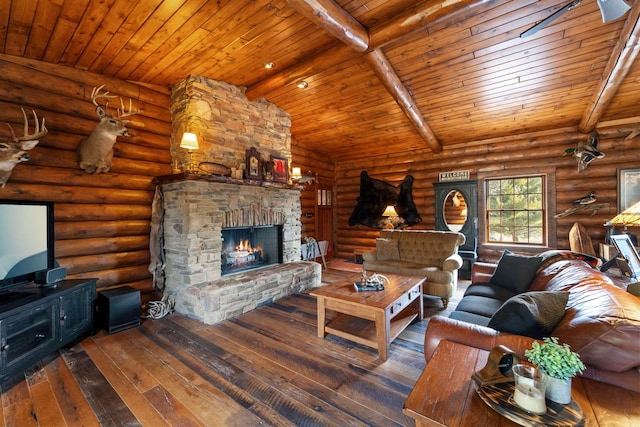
[0,200,55,291]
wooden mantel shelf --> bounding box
[153,172,302,190]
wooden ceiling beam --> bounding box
[278,0,482,152]
[579,3,640,133]
[248,0,488,98]
[365,48,442,153]
[286,0,369,52]
[369,0,489,48]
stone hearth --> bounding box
[161,178,321,324]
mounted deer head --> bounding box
[0,109,47,188]
[77,85,139,174]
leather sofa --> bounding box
[362,229,465,308]
[424,255,640,392]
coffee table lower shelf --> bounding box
[325,308,419,349]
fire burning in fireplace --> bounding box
[221,225,283,276]
[225,239,263,266]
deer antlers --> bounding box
[3,108,48,143]
[91,85,140,121]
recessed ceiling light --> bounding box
[297,81,309,89]
[264,62,275,69]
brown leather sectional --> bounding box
[424,258,640,392]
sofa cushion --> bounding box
[490,250,542,293]
[487,291,569,339]
[529,260,640,372]
[454,295,506,318]
[463,282,518,301]
[449,310,491,327]
[376,238,400,260]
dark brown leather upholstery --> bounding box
[424,259,640,392]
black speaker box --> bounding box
[34,267,67,286]
[96,286,141,334]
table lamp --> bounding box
[180,132,199,172]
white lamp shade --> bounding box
[180,132,199,149]
[292,167,302,178]
[597,0,631,22]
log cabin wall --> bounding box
[335,126,639,264]
[0,54,171,296]
[291,140,336,245]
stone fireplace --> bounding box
[159,76,321,325]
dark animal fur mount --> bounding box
[349,171,422,228]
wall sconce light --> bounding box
[180,132,199,172]
[292,167,316,184]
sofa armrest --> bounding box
[362,249,377,262]
[424,316,536,362]
[471,262,497,283]
[442,253,463,272]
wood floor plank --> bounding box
[81,339,170,427]
[27,380,66,427]
[60,344,141,427]
[1,264,469,426]
[143,385,206,427]
[109,328,267,426]
[161,313,401,426]
[43,355,101,427]
[140,316,349,426]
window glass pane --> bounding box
[486,175,546,245]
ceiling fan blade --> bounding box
[520,0,584,38]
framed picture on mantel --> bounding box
[271,155,288,183]
[245,147,261,180]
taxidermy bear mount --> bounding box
[349,171,422,228]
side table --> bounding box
[403,340,640,426]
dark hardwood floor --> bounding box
[0,260,466,426]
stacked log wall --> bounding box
[0,54,171,295]
[335,127,639,263]
[291,139,335,239]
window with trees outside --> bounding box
[486,175,546,245]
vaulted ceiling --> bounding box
[2,0,639,161]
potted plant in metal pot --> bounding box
[524,337,585,404]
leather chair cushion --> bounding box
[487,291,569,339]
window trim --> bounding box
[478,168,557,254]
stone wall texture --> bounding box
[171,75,292,175]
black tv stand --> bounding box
[0,278,96,385]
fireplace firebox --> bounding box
[221,225,283,275]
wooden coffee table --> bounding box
[310,273,424,360]
[403,340,640,426]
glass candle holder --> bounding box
[511,364,548,415]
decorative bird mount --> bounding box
[77,85,140,174]
[573,191,597,205]
[564,131,605,172]
[555,191,609,218]
[0,109,48,188]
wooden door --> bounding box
[316,183,333,258]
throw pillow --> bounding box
[487,291,569,339]
[490,250,542,293]
[537,250,602,271]
[376,238,400,260]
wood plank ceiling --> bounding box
[1,0,638,161]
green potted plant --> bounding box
[524,337,585,404]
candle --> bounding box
[511,364,547,415]
[513,382,546,414]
